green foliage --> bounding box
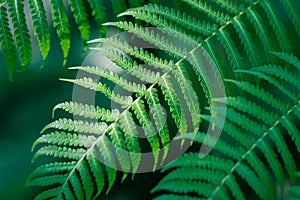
[153,53,300,199]
[28,0,51,66]
[0,1,16,81]
[27,0,300,199]
[7,0,31,68]
[1,0,185,79]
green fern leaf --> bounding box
[214,0,241,15]
[96,136,117,194]
[7,0,31,68]
[27,174,67,187]
[108,124,130,181]
[154,53,300,199]
[279,0,300,38]
[246,7,274,62]
[53,101,120,122]
[260,0,292,53]
[50,0,71,65]
[145,88,170,163]
[104,21,187,57]
[41,118,108,135]
[32,131,95,150]
[69,66,146,93]
[33,188,61,200]
[78,160,93,200]
[182,0,230,24]
[118,111,141,175]
[232,17,260,67]
[28,162,76,181]
[32,145,86,162]
[271,52,300,70]
[217,29,244,80]
[86,153,104,197]
[132,99,161,170]
[28,0,50,65]
[97,47,160,83]
[159,74,187,134]
[86,0,106,35]
[70,0,90,46]
[0,3,17,80]
[119,4,217,37]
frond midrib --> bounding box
[210,100,300,199]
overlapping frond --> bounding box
[153,53,300,199]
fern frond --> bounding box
[97,47,160,83]
[90,38,172,72]
[28,161,76,181]
[29,0,300,198]
[120,4,217,37]
[232,17,260,67]
[237,69,298,101]
[50,0,71,65]
[7,0,31,68]
[132,99,161,170]
[32,131,96,150]
[271,51,300,70]
[172,63,200,131]
[86,0,106,35]
[70,0,90,45]
[159,74,187,134]
[217,29,244,80]
[69,66,146,93]
[53,101,120,122]
[33,145,86,162]
[26,174,67,187]
[28,0,50,64]
[60,77,133,107]
[108,124,130,180]
[0,3,17,80]
[154,53,300,199]
[118,111,141,175]
[182,0,230,24]
[41,118,108,135]
[250,65,300,90]
[145,88,170,163]
[214,0,242,15]
[104,21,187,57]
[246,7,274,62]
[225,80,288,113]
[260,0,292,52]
[279,0,300,38]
